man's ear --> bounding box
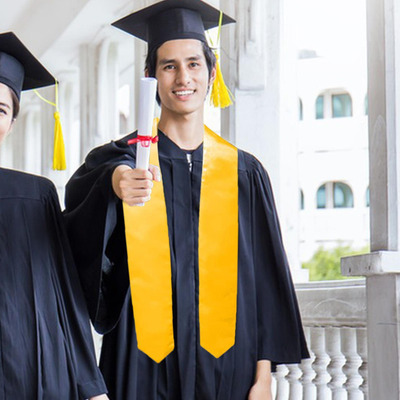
[209,66,217,86]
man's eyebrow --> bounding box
[158,58,176,65]
[158,54,203,65]
[187,55,202,61]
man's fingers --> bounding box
[112,164,160,202]
[123,168,153,181]
[148,165,161,181]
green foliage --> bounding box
[302,245,369,281]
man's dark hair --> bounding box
[145,41,217,104]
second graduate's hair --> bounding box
[145,41,217,104]
[8,87,20,119]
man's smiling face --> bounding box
[155,39,215,118]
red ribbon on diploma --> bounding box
[128,135,159,147]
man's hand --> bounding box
[248,380,272,400]
[112,164,161,206]
[89,395,109,400]
[248,360,272,400]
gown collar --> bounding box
[158,130,203,162]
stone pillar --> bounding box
[341,0,400,397]
[279,0,307,280]
[22,96,41,175]
[58,71,80,180]
[224,0,306,280]
[220,0,236,144]
[80,39,119,160]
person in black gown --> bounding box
[0,32,108,399]
[64,1,310,399]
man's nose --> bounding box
[176,67,190,86]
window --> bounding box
[315,95,324,119]
[300,189,305,209]
[332,93,352,118]
[333,182,353,207]
[316,185,326,208]
[315,90,353,119]
[365,94,368,115]
[316,182,354,209]
[366,187,370,207]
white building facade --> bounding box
[298,55,369,262]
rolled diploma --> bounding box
[136,77,158,170]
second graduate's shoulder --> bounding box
[0,168,56,201]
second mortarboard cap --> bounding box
[0,32,66,170]
[112,0,235,53]
[0,32,54,100]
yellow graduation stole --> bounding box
[123,123,238,363]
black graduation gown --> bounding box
[0,168,107,399]
[64,131,309,400]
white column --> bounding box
[58,70,80,179]
[22,98,41,175]
[39,85,56,179]
[79,43,97,160]
[220,0,236,144]
[223,0,306,279]
[80,39,120,161]
[279,0,307,280]
[368,0,400,251]
[341,0,400,397]
[234,0,277,182]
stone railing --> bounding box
[272,279,367,400]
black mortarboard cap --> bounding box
[112,0,235,52]
[0,32,54,100]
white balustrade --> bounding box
[356,328,368,399]
[326,327,346,400]
[275,364,289,400]
[299,327,316,400]
[271,279,368,400]
[341,328,363,400]
[311,327,332,400]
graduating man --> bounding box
[64,1,309,399]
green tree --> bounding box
[302,245,368,281]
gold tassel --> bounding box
[34,80,67,171]
[52,111,66,170]
[208,11,234,109]
[210,53,233,108]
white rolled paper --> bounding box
[136,77,158,170]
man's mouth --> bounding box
[173,89,195,96]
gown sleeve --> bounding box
[43,179,108,398]
[246,153,309,367]
[64,135,136,334]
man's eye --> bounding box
[164,65,175,70]
[0,109,7,115]
[190,62,199,68]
